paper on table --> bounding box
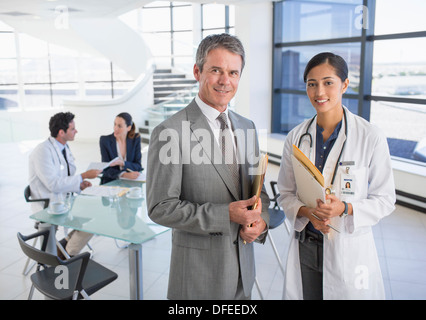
[87,157,120,171]
[81,185,129,197]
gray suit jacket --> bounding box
[146,99,270,299]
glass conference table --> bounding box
[30,179,169,300]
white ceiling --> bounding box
[0,0,274,21]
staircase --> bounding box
[153,69,197,104]
[139,68,198,144]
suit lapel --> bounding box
[186,101,241,200]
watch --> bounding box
[340,201,348,217]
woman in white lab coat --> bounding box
[277,52,396,299]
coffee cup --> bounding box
[50,201,65,212]
[128,187,142,198]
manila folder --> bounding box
[291,154,325,208]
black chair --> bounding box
[17,229,118,300]
[23,185,51,275]
[24,185,50,210]
[23,185,94,268]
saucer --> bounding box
[47,207,69,215]
[126,193,143,200]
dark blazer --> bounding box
[99,133,142,184]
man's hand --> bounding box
[229,196,261,226]
[80,180,92,190]
[81,169,101,180]
[240,217,266,244]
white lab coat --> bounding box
[277,106,396,300]
[28,137,82,212]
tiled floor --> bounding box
[1,139,425,300]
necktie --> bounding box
[217,113,240,196]
[62,148,70,176]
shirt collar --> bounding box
[316,120,342,143]
[195,94,229,123]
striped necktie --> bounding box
[217,113,240,196]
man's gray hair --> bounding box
[195,33,245,73]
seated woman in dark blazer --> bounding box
[100,112,143,184]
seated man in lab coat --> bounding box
[28,112,101,257]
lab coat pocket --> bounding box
[343,231,376,290]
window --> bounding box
[202,3,235,38]
[272,0,426,164]
[0,29,133,109]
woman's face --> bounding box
[305,63,349,116]
[113,116,130,139]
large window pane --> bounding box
[0,85,18,110]
[276,93,358,133]
[203,4,225,29]
[50,58,78,83]
[375,0,426,35]
[276,43,361,94]
[0,59,18,84]
[24,84,52,108]
[21,59,49,84]
[370,101,426,162]
[278,0,362,43]
[173,5,193,31]
[173,31,193,56]
[372,37,426,97]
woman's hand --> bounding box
[121,171,140,179]
[298,205,331,234]
[315,194,346,220]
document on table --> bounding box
[81,185,129,197]
[87,157,120,171]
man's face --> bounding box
[193,47,242,112]
[62,120,77,143]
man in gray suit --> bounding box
[147,33,270,300]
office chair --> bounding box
[254,181,290,300]
[23,185,50,275]
[23,185,94,275]
[17,229,118,300]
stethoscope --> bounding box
[297,108,348,194]
[48,137,67,172]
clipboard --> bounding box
[291,145,340,234]
[291,153,325,208]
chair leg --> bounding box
[267,232,286,277]
[283,219,291,235]
[254,277,264,300]
[28,284,35,300]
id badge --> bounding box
[341,173,355,197]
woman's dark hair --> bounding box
[117,112,139,139]
[303,52,348,83]
[49,112,75,138]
